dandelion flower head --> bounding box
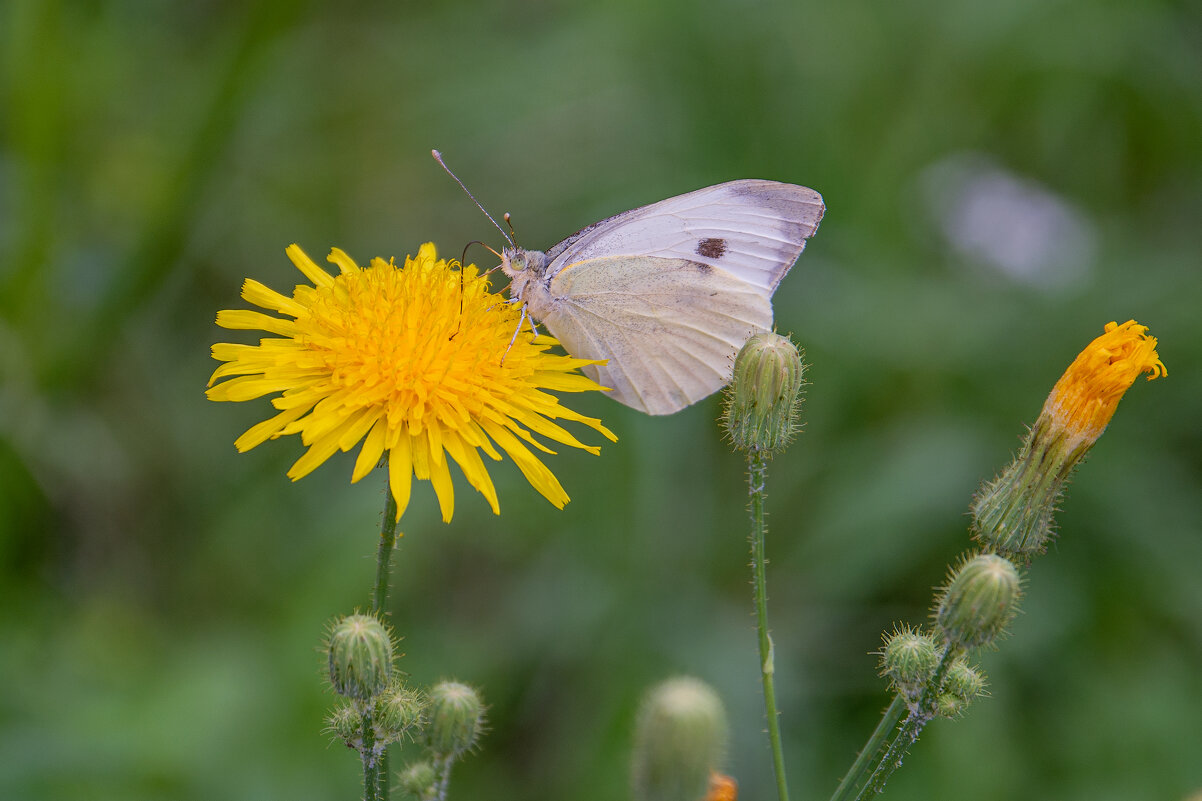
[1042,319,1166,446]
[207,243,616,522]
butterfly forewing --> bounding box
[544,180,824,291]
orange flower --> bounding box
[706,772,738,801]
[972,320,1165,558]
[1041,319,1166,448]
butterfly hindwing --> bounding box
[542,255,774,415]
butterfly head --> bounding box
[499,246,548,280]
[500,247,554,319]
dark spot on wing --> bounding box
[688,260,713,274]
[696,237,727,259]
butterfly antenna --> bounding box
[432,149,514,248]
[504,212,519,246]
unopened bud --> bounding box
[936,554,1021,649]
[935,692,968,718]
[398,760,437,799]
[374,683,426,744]
[944,657,986,702]
[879,627,940,702]
[632,677,729,801]
[723,333,805,454]
[426,681,485,758]
[325,700,363,747]
[327,613,394,700]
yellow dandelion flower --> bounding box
[972,319,1165,559]
[207,243,616,522]
[1041,319,1166,448]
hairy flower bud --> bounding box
[936,554,1021,649]
[398,760,437,799]
[374,682,426,745]
[879,627,940,702]
[425,681,485,758]
[325,700,363,748]
[723,333,805,454]
[632,677,729,801]
[943,657,986,702]
[935,692,968,718]
[327,613,394,700]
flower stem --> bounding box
[434,754,455,801]
[748,448,790,801]
[362,485,400,801]
[361,711,380,801]
[854,646,961,800]
[828,694,906,801]
[373,490,400,615]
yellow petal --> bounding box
[233,404,311,451]
[352,417,387,483]
[241,278,306,317]
[388,434,413,521]
[327,247,361,275]
[444,431,499,515]
[286,244,334,288]
[481,420,568,509]
[216,309,299,337]
[427,438,456,523]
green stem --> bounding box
[828,695,907,801]
[749,448,790,801]
[855,646,961,800]
[372,489,400,615]
[360,709,380,801]
[362,484,400,801]
[433,754,455,801]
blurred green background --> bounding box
[2,0,1200,799]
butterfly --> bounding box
[434,153,823,415]
[499,180,824,415]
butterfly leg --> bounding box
[500,304,528,366]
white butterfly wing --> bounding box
[533,180,823,415]
[544,179,824,291]
[541,256,773,415]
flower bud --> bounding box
[398,760,437,800]
[935,554,1021,649]
[325,700,363,747]
[723,333,805,454]
[374,682,426,745]
[425,681,485,758]
[943,657,986,702]
[879,627,940,701]
[327,613,394,700]
[631,677,729,801]
[935,692,968,718]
